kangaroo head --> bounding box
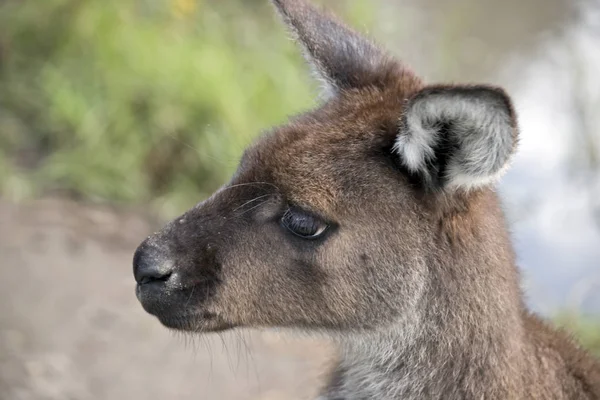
[133,0,518,335]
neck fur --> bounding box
[320,192,533,399]
[328,238,527,398]
[333,304,525,399]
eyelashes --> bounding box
[280,207,329,240]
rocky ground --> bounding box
[0,198,333,400]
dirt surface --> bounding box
[0,198,334,400]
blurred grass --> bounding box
[0,0,325,215]
[0,0,375,215]
[0,0,598,357]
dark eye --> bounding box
[281,208,329,239]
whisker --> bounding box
[233,194,273,212]
[217,181,280,193]
[237,199,272,217]
[184,285,196,309]
[218,332,234,374]
[202,335,214,382]
[243,330,262,391]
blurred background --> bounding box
[0,0,599,398]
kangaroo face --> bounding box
[133,0,518,335]
[134,92,431,332]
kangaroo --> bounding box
[133,0,600,398]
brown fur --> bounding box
[133,1,600,398]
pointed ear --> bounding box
[271,0,417,98]
[394,85,519,191]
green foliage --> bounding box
[0,0,319,214]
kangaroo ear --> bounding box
[271,0,417,99]
[394,86,519,191]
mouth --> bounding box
[155,311,235,332]
[136,283,234,333]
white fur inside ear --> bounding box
[393,89,516,190]
[392,107,439,172]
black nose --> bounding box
[133,240,174,285]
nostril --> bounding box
[133,242,174,286]
[138,271,172,285]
